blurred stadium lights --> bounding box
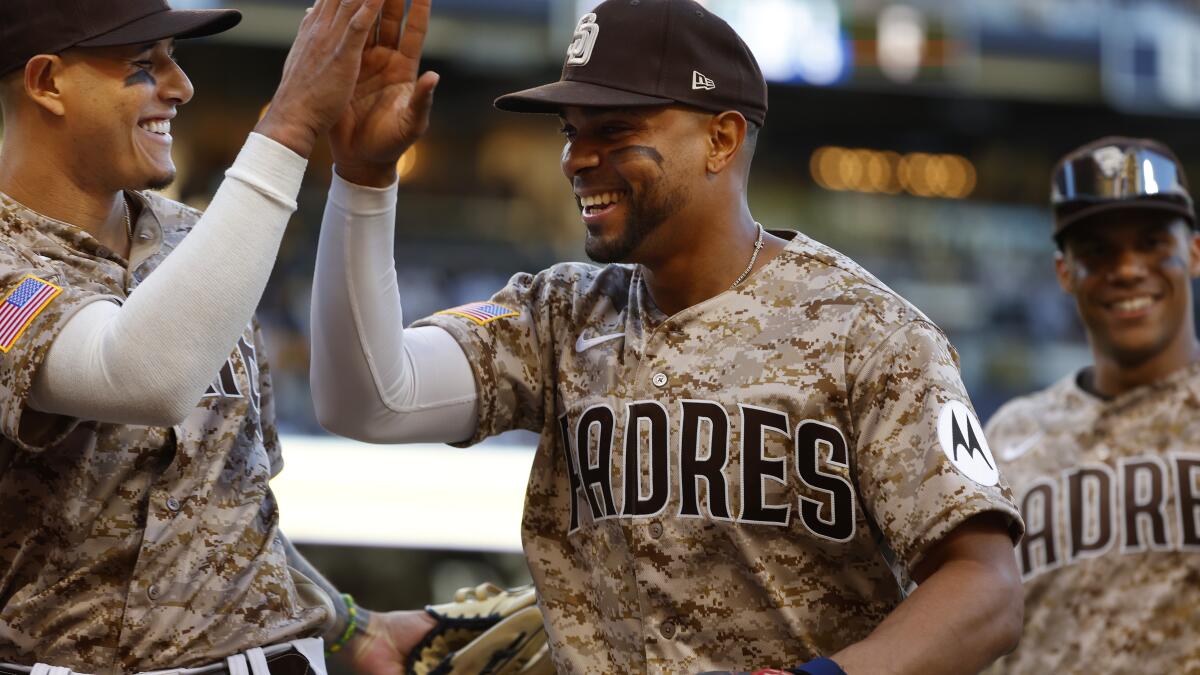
[877,5,926,83]
[810,146,976,200]
[397,145,420,183]
[273,436,531,552]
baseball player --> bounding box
[986,137,1200,674]
[311,0,1026,673]
[0,0,443,672]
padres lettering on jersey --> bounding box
[557,402,854,540]
[1018,455,1200,579]
[419,232,1021,675]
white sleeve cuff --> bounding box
[329,169,400,216]
[225,132,309,210]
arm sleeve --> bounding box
[850,320,1024,577]
[26,132,307,428]
[309,173,479,445]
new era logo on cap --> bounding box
[692,70,716,91]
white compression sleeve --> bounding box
[29,133,307,426]
[310,172,478,445]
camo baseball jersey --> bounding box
[416,230,1023,674]
[0,192,330,674]
[986,363,1200,674]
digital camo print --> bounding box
[986,362,1200,675]
[0,192,329,674]
[416,231,1023,674]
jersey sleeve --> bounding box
[0,243,117,451]
[850,320,1024,576]
[411,270,554,446]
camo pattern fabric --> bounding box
[986,363,1200,675]
[416,230,1023,674]
[0,192,328,674]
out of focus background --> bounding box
[115,0,1200,645]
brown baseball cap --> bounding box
[1051,136,1195,243]
[495,0,768,126]
[0,0,241,77]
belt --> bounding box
[1,637,325,675]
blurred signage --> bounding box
[961,0,1200,113]
[571,0,852,85]
[1101,3,1200,114]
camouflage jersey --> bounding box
[0,192,330,673]
[986,362,1200,675]
[415,230,1023,674]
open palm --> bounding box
[330,0,439,175]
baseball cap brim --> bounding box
[76,9,241,48]
[1055,198,1196,243]
[495,79,676,115]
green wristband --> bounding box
[327,593,359,654]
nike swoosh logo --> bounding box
[1000,431,1044,462]
[575,332,625,353]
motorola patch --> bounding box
[936,400,999,487]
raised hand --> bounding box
[328,0,440,187]
[256,0,389,158]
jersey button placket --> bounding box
[165,496,182,513]
[147,584,161,601]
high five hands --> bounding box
[257,0,439,187]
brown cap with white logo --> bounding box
[0,0,240,77]
[495,0,768,126]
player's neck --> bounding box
[0,146,133,258]
[1090,329,1200,397]
[640,212,786,316]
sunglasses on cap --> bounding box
[1051,140,1195,239]
[1052,144,1191,207]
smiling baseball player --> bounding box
[310,1,1026,673]
[986,137,1200,674]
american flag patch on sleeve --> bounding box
[0,275,61,353]
[437,302,520,326]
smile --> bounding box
[1103,294,1161,317]
[139,119,172,136]
[580,191,627,216]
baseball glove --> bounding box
[405,582,553,675]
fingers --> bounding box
[344,0,386,48]
[404,70,440,136]
[397,0,431,62]
[377,0,407,48]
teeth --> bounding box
[1112,296,1153,312]
[581,191,624,209]
[139,119,171,135]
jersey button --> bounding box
[648,522,664,539]
[166,497,181,512]
[651,372,668,388]
[660,618,677,639]
[147,584,161,601]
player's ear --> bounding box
[1186,229,1200,278]
[1054,250,1074,293]
[705,110,747,175]
[23,55,67,117]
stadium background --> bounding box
[26,0,1200,664]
